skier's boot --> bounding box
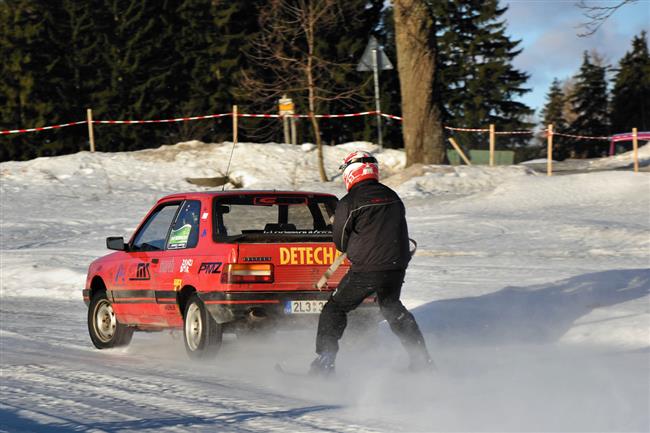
[408,353,435,373]
[407,344,436,373]
[309,351,336,376]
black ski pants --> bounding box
[315,269,428,357]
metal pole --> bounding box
[223,105,239,191]
[232,105,238,144]
[283,116,290,144]
[372,48,382,150]
[290,117,297,145]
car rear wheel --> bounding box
[88,292,133,349]
[183,294,222,359]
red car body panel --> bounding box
[83,191,358,331]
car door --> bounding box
[112,201,182,326]
[156,199,203,326]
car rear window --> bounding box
[213,194,337,242]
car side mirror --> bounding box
[106,237,127,251]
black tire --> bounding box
[88,291,134,349]
[183,294,223,359]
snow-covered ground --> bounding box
[1,141,649,432]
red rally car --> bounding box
[83,191,378,358]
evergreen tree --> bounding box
[316,0,385,147]
[540,78,569,159]
[0,0,59,161]
[541,79,567,129]
[211,0,264,143]
[168,1,264,144]
[610,31,650,133]
[434,0,533,149]
[170,0,220,143]
[374,7,404,149]
[39,0,107,155]
[93,0,179,152]
[569,51,609,157]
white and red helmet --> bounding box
[339,150,379,191]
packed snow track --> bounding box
[1,141,649,432]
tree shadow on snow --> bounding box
[413,268,650,346]
[0,404,343,433]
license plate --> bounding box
[285,300,325,314]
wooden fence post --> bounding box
[489,124,495,166]
[633,127,639,173]
[547,124,553,176]
[86,108,95,152]
[448,137,472,165]
[232,105,238,144]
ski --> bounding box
[274,363,335,378]
[274,363,310,377]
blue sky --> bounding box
[502,0,650,118]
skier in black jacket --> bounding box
[310,150,433,375]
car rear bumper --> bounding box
[197,290,378,324]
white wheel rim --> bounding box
[94,300,117,343]
[185,303,203,351]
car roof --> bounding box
[156,190,337,204]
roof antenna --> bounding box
[222,105,238,191]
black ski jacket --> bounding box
[332,179,411,272]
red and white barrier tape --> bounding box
[0,120,87,135]
[93,113,232,124]
[245,111,378,119]
[494,130,535,135]
[238,113,279,119]
[305,111,377,119]
[0,111,617,143]
[380,113,403,120]
[0,114,233,134]
[551,131,610,141]
[0,111,382,135]
[445,126,490,133]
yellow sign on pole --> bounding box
[278,95,294,144]
[278,95,294,116]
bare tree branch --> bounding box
[241,0,370,181]
[576,0,639,37]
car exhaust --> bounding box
[247,307,267,322]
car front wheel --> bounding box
[183,294,222,359]
[88,292,134,349]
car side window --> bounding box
[167,200,201,250]
[132,204,180,252]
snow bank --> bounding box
[0,256,85,300]
[589,142,650,169]
[451,170,650,212]
[1,140,649,433]
[1,141,649,343]
[394,164,538,198]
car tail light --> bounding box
[221,264,274,284]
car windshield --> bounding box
[213,194,336,241]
